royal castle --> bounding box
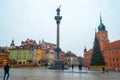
[84,15,120,69]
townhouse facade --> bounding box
[9,49,34,64]
[0,47,11,66]
[65,51,78,66]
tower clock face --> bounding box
[102,33,107,39]
[103,33,106,37]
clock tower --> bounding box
[97,15,109,50]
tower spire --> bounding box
[100,13,102,23]
[84,46,87,52]
[98,13,106,31]
[10,39,15,49]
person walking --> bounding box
[45,63,48,68]
[72,64,74,71]
[102,67,105,73]
[78,64,82,71]
[62,63,64,71]
[3,63,10,80]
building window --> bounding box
[23,62,25,64]
[116,58,118,61]
[114,64,115,66]
[113,58,114,61]
[112,51,114,54]
[109,51,110,54]
[19,62,22,64]
[106,56,107,59]
[116,50,118,54]
[110,58,111,62]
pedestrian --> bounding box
[72,64,74,71]
[3,63,10,80]
[116,68,118,72]
[102,67,105,73]
[78,64,82,71]
[45,63,48,68]
[62,64,64,71]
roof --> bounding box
[104,40,120,51]
[65,51,77,57]
[44,42,56,46]
[0,48,9,53]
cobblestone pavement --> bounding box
[0,67,120,80]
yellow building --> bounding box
[36,39,56,66]
[36,48,46,66]
[36,49,42,65]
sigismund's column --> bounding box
[55,6,62,61]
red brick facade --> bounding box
[84,49,93,67]
[103,40,120,68]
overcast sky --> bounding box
[0,0,120,57]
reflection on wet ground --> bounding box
[0,67,120,80]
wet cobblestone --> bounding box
[0,67,120,80]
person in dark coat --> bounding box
[3,63,10,80]
[62,63,64,71]
[78,64,82,71]
[45,63,48,68]
[102,67,105,72]
[72,64,74,71]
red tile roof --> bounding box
[104,40,120,50]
